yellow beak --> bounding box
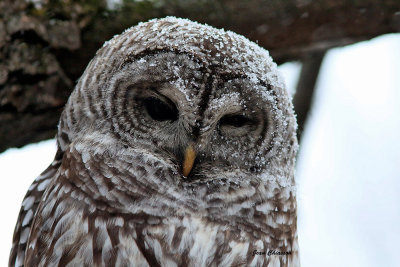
[182,144,196,177]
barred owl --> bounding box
[9,17,299,266]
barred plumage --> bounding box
[10,17,299,266]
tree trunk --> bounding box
[1,0,399,152]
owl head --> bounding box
[56,17,297,208]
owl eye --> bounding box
[219,114,253,128]
[143,97,178,122]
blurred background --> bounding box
[1,0,399,266]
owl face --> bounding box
[102,51,275,184]
[60,17,297,199]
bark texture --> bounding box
[1,0,399,152]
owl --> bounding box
[9,17,299,266]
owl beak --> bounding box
[182,144,196,177]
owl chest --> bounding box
[32,210,275,266]
[93,216,266,266]
[29,183,292,266]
